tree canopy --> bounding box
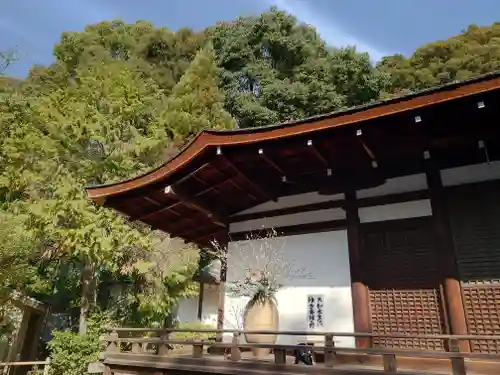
[210,7,387,127]
[378,23,500,95]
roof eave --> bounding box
[86,71,500,203]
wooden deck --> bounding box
[102,350,500,375]
[100,329,500,375]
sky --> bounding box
[2,0,500,77]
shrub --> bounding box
[48,311,111,375]
[170,322,216,351]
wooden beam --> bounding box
[197,282,204,321]
[216,237,228,342]
[217,151,278,202]
[425,163,470,353]
[258,148,286,176]
[356,129,377,163]
[345,190,372,349]
[229,219,346,241]
[231,199,345,222]
[306,139,329,168]
[231,189,430,223]
[133,177,231,222]
[164,185,227,228]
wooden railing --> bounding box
[0,358,51,375]
[101,328,500,375]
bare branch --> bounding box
[0,49,18,74]
[209,228,313,300]
[224,302,246,330]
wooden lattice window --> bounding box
[362,218,446,351]
[463,286,500,353]
[370,289,445,350]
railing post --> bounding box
[274,347,286,364]
[132,341,141,354]
[192,340,204,358]
[448,338,467,375]
[158,332,170,356]
[324,333,335,368]
[230,332,241,361]
[382,354,397,373]
[42,357,51,375]
[106,330,119,353]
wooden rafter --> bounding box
[356,129,377,167]
[226,178,259,202]
[190,228,227,244]
[132,176,232,222]
[216,147,278,202]
[306,139,329,168]
[142,196,182,217]
[164,185,227,227]
[257,148,286,175]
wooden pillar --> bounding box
[426,165,470,352]
[13,310,44,375]
[28,311,45,361]
[7,308,31,360]
[216,237,228,343]
[345,190,372,348]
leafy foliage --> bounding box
[171,322,216,347]
[48,311,111,375]
[210,7,386,128]
[378,23,500,95]
[162,42,236,144]
[0,212,41,298]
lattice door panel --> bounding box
[463,286,500,353]
[446,182,500,353]
[362,218,446,351]
[370,289,445,350]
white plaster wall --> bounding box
[224,231,355,348]
[229,208,345,233]
[357,173,428,198]
[234,192,344,215]
[176,287,218,327]
[441,160,500,187]
[359,199,432,223]
[232,161,500,219]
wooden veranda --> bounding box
[99,328,500,375]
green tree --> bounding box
[0,45,226,332]
[50,20,205,92]
[162,42,236,145]
[0,50,21,95]
[0,60,168,333]
[0,211,40,300]
[210,7,386,128]
[378,23,500,95]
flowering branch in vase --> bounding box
[209,228,313,304]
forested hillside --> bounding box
[378,23,500,95]
[1,7,500,375]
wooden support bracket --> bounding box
[165,185,227,227]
